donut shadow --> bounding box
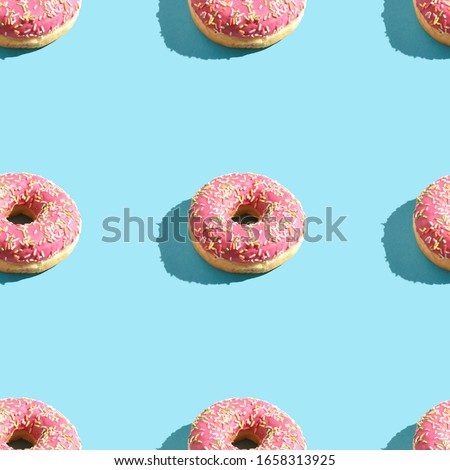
[0,272,39,285]
[383,424,415,450]
[158,424,191,450]
[382,200,450,284]
[157,0,260,59]
[0,47,36,60]
[382,0,450,59]
[158,199,264,284]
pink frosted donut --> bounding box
[413,401,450,450]
[188,398,306,450]
[0,173,81,274]
[188,173,305,274]
[0,398,81,450]
[413,1,450,45]
[0,0,82,49]
[188,0,306,48]
[413,176,450,271]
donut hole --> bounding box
[231,205,261,225]
[7,205,36,225]
[7,430,36,449]
[232,429,261,449]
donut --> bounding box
[413,175,450,271]
[0,0,82,49]
[0,173,81,274]
[413,401,450,450]
[188,173,305,274]
[0,398,81,450]
[188,398,306,450]
[413,1,450,46]
[188,0,306,49]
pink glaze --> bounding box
[189,173,305,265]
[0,173,81,265]
[414,176,450,260]
[0,0,81,39]
[414,401,450,450]
[189,398,306,450]
[190,0,306,39]
[0,398,81,450]
[415,1,450,34]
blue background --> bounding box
[1,0,449,451]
